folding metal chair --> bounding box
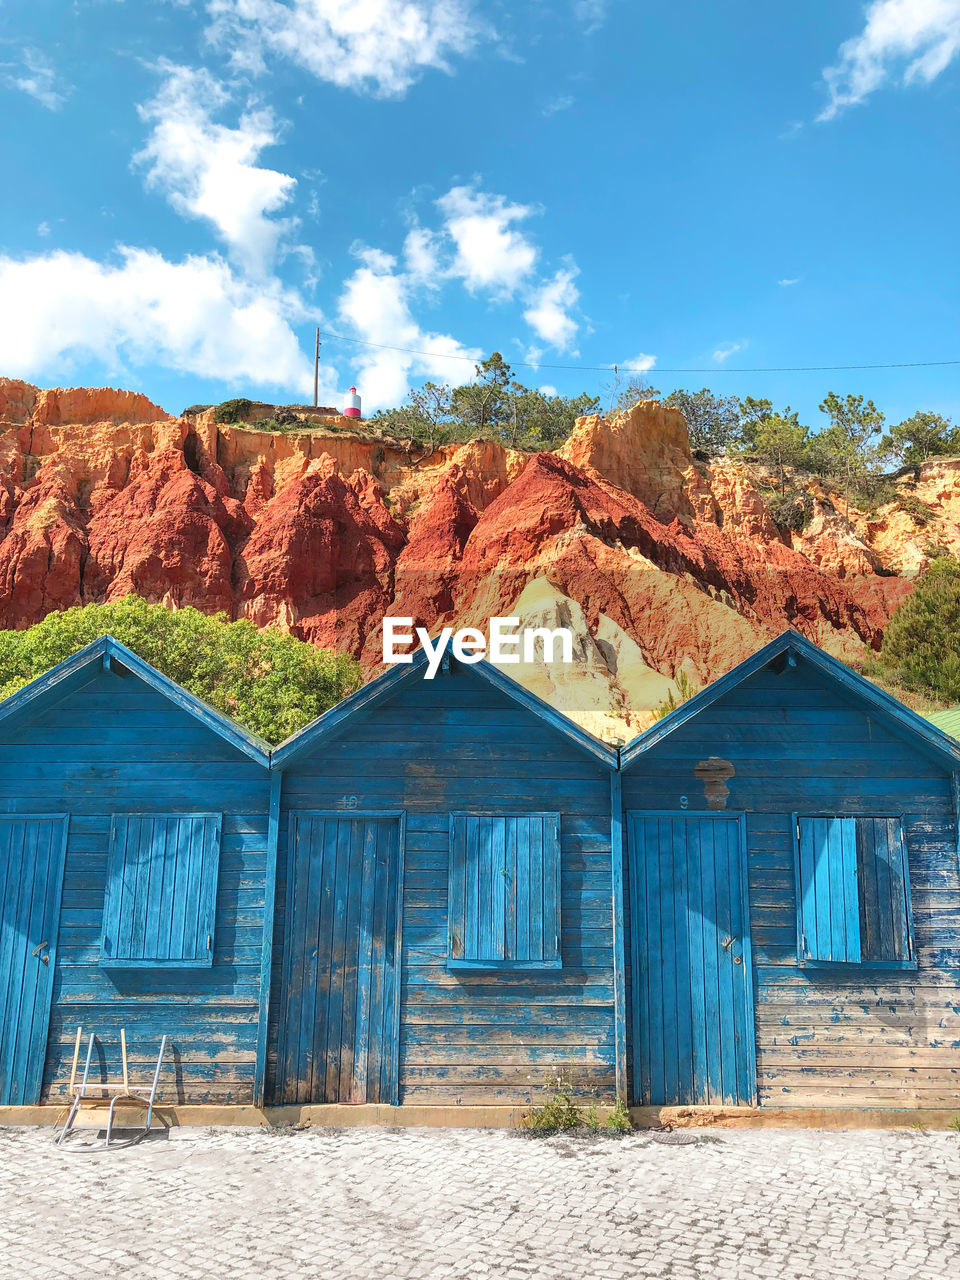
[54,1026,167,1150]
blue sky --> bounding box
[0,0,958,426]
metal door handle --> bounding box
[32,940,50,965]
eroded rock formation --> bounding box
[1,377,954,740]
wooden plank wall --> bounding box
[621,662,960,1110]
[0,670,269,1105]
[269,668,617,1105]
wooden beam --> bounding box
[254,770,283,1106]
[609,772,627,1103]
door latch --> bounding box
[32,940,50,965]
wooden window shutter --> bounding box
[856,818,913,963]
[101,814,222,968]
[797,817,861,963]
[448,813,561,969]
[796,816,913,966]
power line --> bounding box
[315,328,960,375]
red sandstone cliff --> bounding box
[2,376,954,739]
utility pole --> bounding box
[313,327,320,408]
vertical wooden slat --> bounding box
[515,816,531,963]
[839,819,861,962]
[254,770,282,1107]
[659,819,679,1104]
[546,815,561,966]
[609,774,627,1103]
[380,818,403,1103]
[489,818,506,961]
[143,819,167,962]
[464,815,480,961]
[351,819,378,1102]
[687,819,708,1105]
[169,818,193,963]
[714,818,738,1104]
[0,824,28,1095]
[336,818,365,1099]
[673,818,693,1106]
[504,817,518,961]
[627,816,645,1104]
[195,816,221,962]
[645,819,666,1105]
[322,819,350,1101]
[530,818,545,963]
[448,815,466,961]
[727,820,752,1104]
[885,819,910,961]
[366,820,389,1100]
[0,823,23,1097]
[857,817,880,961]
[300,817,331,1102]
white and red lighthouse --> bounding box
[344,386,362,419]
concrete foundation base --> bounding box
[2,1102,958,1130]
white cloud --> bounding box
[618,354,657,373]
[337,245,479,407]
[819,0,960,121]
[0,246,326,395]
[436,184,539,297]
[2,47,70,111]
[539,384,558,397]
[522,265,580,352]
[713,341,746,363]
[36,221,51,238]
[403,224,443,284]
[135,63,298,276]
[778,277,799,286]
[205,0,484,97]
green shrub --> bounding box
[0,596,361,744]
[652,670,699,722]
[878,557,960,702]
[605,1098,632,1132]
[766,490,814,533]
[213,398,254,424]
[181,404,213,417]
[896,492,936,526]
[524,1077,583,1132]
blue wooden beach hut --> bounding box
[3,627,960,1120]
[0,636,273,1108]
[266,651,620,1107]
[618,631,960,1114]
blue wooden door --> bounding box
[0,816,69,1105]
[628,812,755,1106]
[276,812,404,1105]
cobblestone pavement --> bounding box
[2,1124,960,1279]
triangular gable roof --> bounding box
[271,648,618,770]
[620,629,960,773]
[0,635,271,766]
